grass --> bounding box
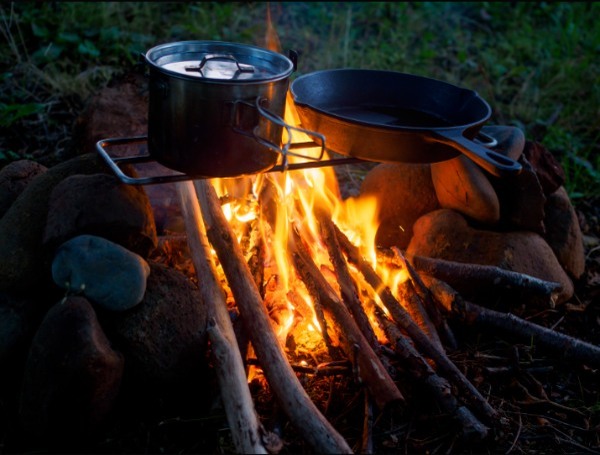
[0,1,598,197]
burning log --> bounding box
[422,275,600,369]
[394,279,445,353]
[374,308,489,442]
[177,181,270,454]
[409,255,563,304]
[290,223,405,411]
[333,224,499,424]
[391,247,458,350]
[193,179,353,454]
[315,208,379,350]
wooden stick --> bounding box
[375,308,489,442]
[333,223,499,424]
[391,247,458,350]
[291,226,405,411]
[193,179,352,454]
[395,279,445,353]
[410,255,562,300]
[361,392,374,454]
[316,208,379,350]
[177,181,269,454]
[422,275,600,369]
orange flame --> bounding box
[207,4,410,351]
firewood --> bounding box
[290,225,405,411]
[391,247,458,350]
[375,308,489,442]
[361,392,374,454]
[395,279,445,353]
[193,179,353,454]
[409,255,563,303]
[422,275,600,369]
[316,208,379,350]
[177,181,270,454]
[246,217,266,299]
[333,223,499,424]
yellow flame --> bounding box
[203,17,413,349]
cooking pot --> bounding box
[144,40,297,177]
[290,69,522,177]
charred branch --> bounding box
[375,308,489,442]
[391,247,458,350]
[316,208,379,350]
[333,223,499,424]
[409,255,563,303]
[290,225,405,411]
[423,275,600,369]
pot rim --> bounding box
[144,40,294,84]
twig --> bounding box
[409,255,563,301]
[316,207,379,349]
[291,225,405,410]
[391,247,458,350]
[334,223,499,424]
[375,308,489,442]
[423,275,600,369]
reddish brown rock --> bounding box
[0,154,112,293]
[523,141,565,195]
[431,155,500,225]
[359,162,439,248]
[72,72,148,157]
[406,209,574,305]
[491,154,547,234]
[43,173,157,258]
[0,160,48,219]
[0,292,45,366]
[544,186,586,280]
[105,262,209,407]
[19,296,124,443]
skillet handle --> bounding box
[434,130,522,178]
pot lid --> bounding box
[145,40,294,82]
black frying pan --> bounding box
[290,69,522,177]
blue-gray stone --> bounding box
[52,234,150,311]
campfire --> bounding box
[163,90,596,453]
[2,21,597,455]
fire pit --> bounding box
[86,41,593,453]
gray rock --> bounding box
[359,162,439,248]
[43,173,158,258]
[52,234,150,312]
[19,296,124,443]
[0,159,47,219]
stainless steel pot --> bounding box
[144,40,296,177]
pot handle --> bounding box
[250,97,331,169]
[433,129,522,177]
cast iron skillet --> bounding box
[290,69,522,177]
